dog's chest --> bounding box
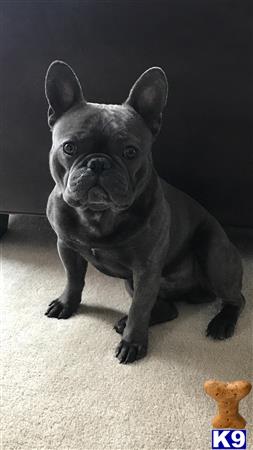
[86,245,132,279]
[65,233,132,279]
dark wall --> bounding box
[0,0,252,226]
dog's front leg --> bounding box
[45,239,87,319]
[115,267,161,364]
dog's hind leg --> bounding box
[196,222,245,340]
[180,287,216,304]
[114,279,178,335]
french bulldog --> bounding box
[44,60,245,364]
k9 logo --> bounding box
[212,430,247,449]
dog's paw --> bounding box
[206,312,236,340]
[115,339,148,364]
[113,315,127,335]
[45,299,78,319]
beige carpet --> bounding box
[1,215,252,450]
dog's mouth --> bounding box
[87,186,109,204]
[85,185,112,210]
[63,163,134,211]
[65,184,113,211]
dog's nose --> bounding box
[87,157,111,174]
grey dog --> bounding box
[44,61,245,364]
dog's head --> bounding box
[45,61,168,211]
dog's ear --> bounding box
[45,60,85,129]
[124,67,168,137]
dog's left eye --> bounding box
[63,141,77,155]
[123,146,138,160]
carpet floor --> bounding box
[1,215,252,450]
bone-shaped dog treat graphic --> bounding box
[204,380,252,429]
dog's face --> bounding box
[45,61,168,211]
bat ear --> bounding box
[45,60,85,128]
[125,67,168,137]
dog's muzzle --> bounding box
[64,154,131,210]
[66,155,113,206]
[68,156,111,192]
[86,156,112,174]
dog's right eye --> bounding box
[63,141,77,156]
